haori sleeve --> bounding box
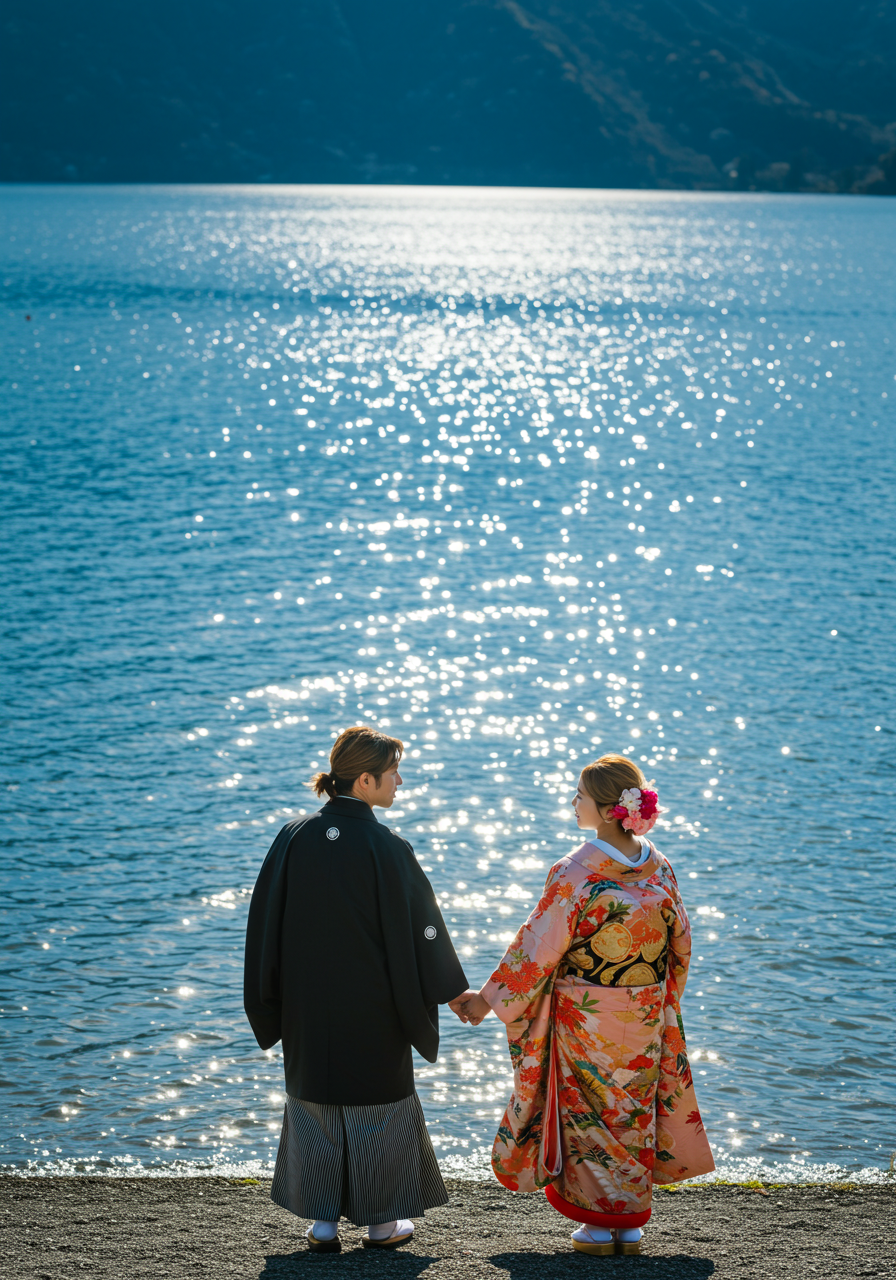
[375,835,469,1063]
[664,861,692,993]
[243,823,294,1050]
[481,861,579,1025]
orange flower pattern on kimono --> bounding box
[481,840,714,1222]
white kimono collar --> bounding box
[587,836,653,868]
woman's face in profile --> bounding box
[572,776,600,829]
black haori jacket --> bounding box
[244,796,468,1105]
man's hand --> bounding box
[461,992,491,1025]
[448,990,479,1023]
[448,990,491,1025]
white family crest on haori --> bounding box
[424,926,437,940]
[326,827,340,840]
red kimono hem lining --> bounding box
[544,1184,652,1229]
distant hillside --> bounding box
[2,0,895,190]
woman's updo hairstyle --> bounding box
[580,753,647,813]
[310,725,404,800]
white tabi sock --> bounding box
[617,1227,643,1243]
[310,1220,339,1241]
[368,1219,398,1241]
[368,1218,413,1241]
[571,1224,614,1244]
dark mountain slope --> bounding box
[1,0,894,189]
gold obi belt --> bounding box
[561,911,673,987]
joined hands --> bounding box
[447,990,491,1025]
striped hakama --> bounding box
[272,1092,448,1226]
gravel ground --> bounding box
[1,1176,892,1280]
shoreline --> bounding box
[2,1164,891,1189]
[4,1148,891,1186]
[2,1176,892,1278]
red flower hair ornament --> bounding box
[611,786,661,836]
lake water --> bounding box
[1,186,894,1182]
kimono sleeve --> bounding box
[481,861,578,1025]
[664,860,692,994]
[243,822,294,1050]
[374,836,469,1063]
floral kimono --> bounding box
[481,838,714,1228]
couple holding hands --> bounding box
[244,725,713,1258]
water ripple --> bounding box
[1,186,893,1180]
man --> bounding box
[244,725,474,1251]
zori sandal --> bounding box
[616,1227,643,1255]
[362,1219,414,1249]
[571,1225,615,1256]
[305,1226,341,1253]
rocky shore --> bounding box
[1,1176,892,1279]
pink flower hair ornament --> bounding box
[611,786,661,837]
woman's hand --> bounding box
[448,991,491,1025]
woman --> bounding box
[459,754,714,1256]
[244,725,470,1252]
